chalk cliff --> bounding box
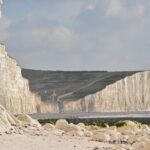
[0,44,41,114]
[0,0,3,18]
[1,44,149,114]
[63,71,150,112]
[0,0,3,4]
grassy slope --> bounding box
[22,69,139,101]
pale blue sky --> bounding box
[0,0,150,70]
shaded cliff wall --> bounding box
[0,44,41,114]
[63,71,150,112]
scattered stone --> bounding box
[77,123,85,128]
[55,119,69,131]
[86,125,99,131]
[115,120,140,128]
[92,132,110,142]
[16,114,41,128]
[93,146,100,150]
[117,125,139,135]
[84,130,93,137]
[141,125,150,132]
[68,130,85,137]
[0,108,150,150]
[53,129,65,136]
[105,128,121,141]
[117,120,140,135]
[0,105,19,134]
[66,123,79,132]
[43,123,55,130]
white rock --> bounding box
[141,125,150,132]
[92,132,110,142]
[16,114,41,128]
[68,130,85,137]
[84,130,93,137]
[42,123,55,130]
[0,105,19,133]
[77,123,85,128]
[117,125,139,135]
[66,123,79,132]
[55,119,69,131]
[105,129,121,141]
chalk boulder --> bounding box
[16,114,41,128]
[55,119,69,131]
[0,105,19,133]
[92,132,110,142]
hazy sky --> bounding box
[0,0,150,71]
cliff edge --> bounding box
[0,44,41,114]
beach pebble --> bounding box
[92,132,110,142]
[43,123,55,130]
[55,119,69,131]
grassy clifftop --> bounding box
[22,69,139,101]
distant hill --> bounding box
[22,69,139,101]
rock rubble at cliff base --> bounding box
[1,43,150,114]
[1,106,150,150]
[0,104,41,134]
[50,119,150,150]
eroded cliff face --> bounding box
[1,44,148,114]
[0,0,3,18]
[63,71,150,112]
[94,71,150,112]
[0,0,3,4]
[0,44,41,114]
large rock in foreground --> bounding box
[0,104,19,133]
[0,104,42,134]
[16,114,41,127]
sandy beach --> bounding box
[0,133,111,150]
[0,119,149,150]
[1,105,150,150]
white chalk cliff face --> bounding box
[0,44,40,114]
[0,0,3,4]
[0,0,42,114]
[0,45,57,114]
[0,48,149,114]
[63,71,150,112]
[94,71,150,112]
[0,0,3,18]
